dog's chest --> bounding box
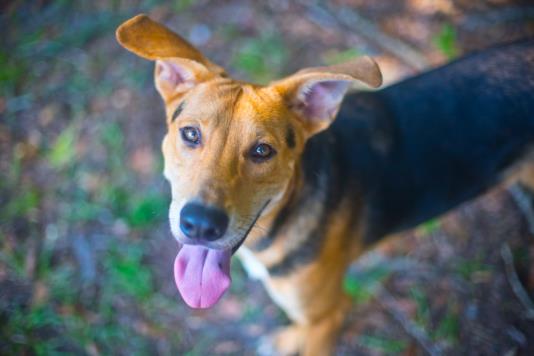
[236,246,269,280]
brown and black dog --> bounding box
[116,14,534,355]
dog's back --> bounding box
[310,40,534,241]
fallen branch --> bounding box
[500,243,534,319]
[508,184,534,235]
[459,6,534,31]
[304,2,429,70]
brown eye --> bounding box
[250,143,276,162]
[180,126,201,146]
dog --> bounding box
[116,14,534,355]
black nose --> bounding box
[179,203,229,241]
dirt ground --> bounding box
[1,1,534,355]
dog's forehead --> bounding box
[183,79,286,126]
[182,80,240,120]
[234,85,285,122]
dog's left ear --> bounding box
[272,57,382,136]
[116,14,225,102]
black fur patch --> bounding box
[286,126,296,149]
[268,226,325,276]
[338,40,534,244]
[267,136,351,275]
[171,102,184,122]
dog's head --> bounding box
[116,14,381,308]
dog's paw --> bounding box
[257,326,303,356]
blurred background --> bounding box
[1,0,534,355]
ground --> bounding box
[1,1,534,355]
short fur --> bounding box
[116,15,534,356]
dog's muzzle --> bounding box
[173,200,270,309]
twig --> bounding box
[305,2,429,70]
[508,184,534,235]
[500,243,534,319]
[72,234,96,285]
[459,6,534,31]
[378,287,443,356]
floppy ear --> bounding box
[116,14,225,102]
[271,57,382,136]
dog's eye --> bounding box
[180,126,201,146]
[249,143,276,162]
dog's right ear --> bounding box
[116,14,224,102]
[271,57,382,136]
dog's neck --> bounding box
[244,157,304,248]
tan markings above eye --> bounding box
[171,102,185,122]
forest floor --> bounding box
[1,1,534,355]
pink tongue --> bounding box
[174,245,231,309]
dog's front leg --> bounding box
[302,295,351,356]
[259,299,350,356]
[259,253,354,356]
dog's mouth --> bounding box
[173,201,270,309]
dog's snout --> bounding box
[179,203,229,241]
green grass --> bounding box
[232,32,288,84]
[433,24,459,59]
[417,218,441,234]
[1,305,66,355]
[434,308,460,345]
[172,0,197,12]
[0,50,27,94]
[344,264,392,304]
[454,258,493,281]
[104,243,154,301]
[0,238,177,354]
[409,287,460,346]
[2,188,40,220]
[359,334,408,353]
[126,194,168,228]
[0,249,26,278]
[322,48,362,65]
[47,126,79,169]
[410,287,431,327]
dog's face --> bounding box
[163,80,307,249]
[116,14,381,308]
